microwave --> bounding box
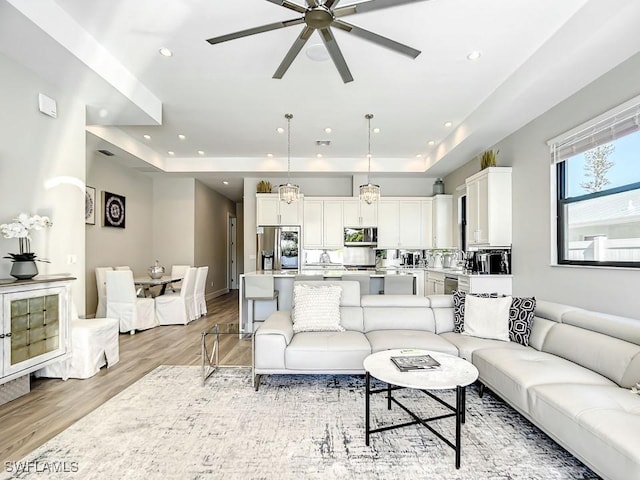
[344,227,377,246]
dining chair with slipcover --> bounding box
[194,266,209,317]
[106,270,158,334]
[95,266,114,318]
[155,267,198,325]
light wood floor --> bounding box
[0,290,248,463]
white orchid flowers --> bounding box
[1,213,52,261]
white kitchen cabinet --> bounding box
[256,194,303,226]
[432,194,453,248]
[342,199,377,227]
[421,199,434,249]
[1,276,73,402]
[465,167,512,247]
[302,200,323,248]
[303,199,343,249]
[425,271,444,295]
[379,199,429,249]
[457,274,512,295]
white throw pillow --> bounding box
[462,295,512,342]
[292,284,344,333]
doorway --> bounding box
[229,216,237,290]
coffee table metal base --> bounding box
[365,372,467,469]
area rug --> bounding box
[2,366,599,480]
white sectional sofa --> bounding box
[253,281,640,480]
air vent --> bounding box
[316,140,331,146]
[98,149,115,156]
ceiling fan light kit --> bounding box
[206,0,424,83]
[278,113,300,204]
[359,113,380,204]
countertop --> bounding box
[242,268,511,279]
[243,269,418,278]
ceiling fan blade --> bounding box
[265,0,307,14]
[319,27,353,83]
[305,0,319,6]
[324,0,341,8]
[335,0,429,17]
[332,19,420,58]
[206,18,304,44]
[273,26,315,79]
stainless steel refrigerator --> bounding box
[257,226,300,271]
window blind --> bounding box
[547,94,640,163]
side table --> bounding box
[201,322,241,385]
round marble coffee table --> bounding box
[363,349,479,469]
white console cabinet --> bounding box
[0,276,73,403]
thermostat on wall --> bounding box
[38,93,57,118]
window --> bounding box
[550,96,640,268]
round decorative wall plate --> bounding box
[103,191,126,228]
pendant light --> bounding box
[278,113,300,204]
[359,113,380,204]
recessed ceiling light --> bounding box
[143,134,151,140]
[267,153,273,157]
[416,154,423,158]
[316,154,323,158]
[98,108,109,118]
[276,127,285,134]
[373,127,380,133]
[324,127,332,134]
[177,134,186,140]
[197,150,205,155]
[223,181,229,185]
[168,151,175,156]
[444,121,453,128]
[428,140,435,146]
[467,51,482,61]
[159,47,173,57]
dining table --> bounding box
[133,275,182,298]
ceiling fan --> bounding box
[206,0,427,83]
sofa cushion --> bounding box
[462,295,512,342]
[473,347,615,413]
[366,330,458,356]
[528,384,640,480]
[439,331,526,362]
[285,331,371,371]
[542,323,640,388]
[452,291,498,333]
[362,295,435,333]
[508,297,536,346]
[292,284,344,333]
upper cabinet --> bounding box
[432,194,453,249]
[378,199,424,249]
[303,199,343,249]
[256,194,303,226]
[342,199,377,227]
[465,167,512,248]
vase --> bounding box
[10,260,38,280]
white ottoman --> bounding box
[37,318,120,380]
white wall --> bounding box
[0,52,86,312]
[85,151,154,316]
[152,177,196,267]
[445,52,640,319]
[194,180,236,297]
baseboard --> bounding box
[206,288,229,300]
